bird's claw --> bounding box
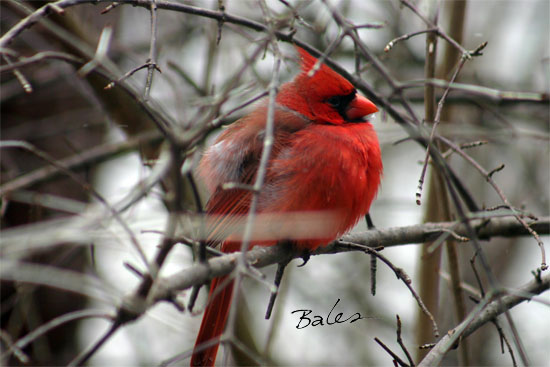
[297,250,311,267]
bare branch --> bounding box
[151,216,549,302]
[418,274,550,366]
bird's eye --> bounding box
[327,96,342,108]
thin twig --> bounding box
[0,51,84,73]
[68,322,121,366]
[438,135,547,270]
[399,0,468,55]
[1,53,32,93]
[144,0,159,100]
[385,28,438,52]
[104,62,160,90]
[398,77,548,103]
[265,255,290,319]
[339,241,439,338]
[1,310,113,361]
[166,60,207,96]
[416,42,488,205]
[370,251,377,296]
[396,315,415,366]
[374,337,409,367]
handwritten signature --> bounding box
[291,298,366,329]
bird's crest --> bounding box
[293,46,355,101]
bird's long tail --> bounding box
[191,275,234,366]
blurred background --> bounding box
[1,0,549,366]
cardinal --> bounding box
[191,46,382,366]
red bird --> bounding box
[191,46,382,366]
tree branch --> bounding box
[151,216,549,302]
[418,273,550,367]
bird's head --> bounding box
[277,46,378,125]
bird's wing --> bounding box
[200,106,310,251]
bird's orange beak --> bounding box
[345,94,378,121]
